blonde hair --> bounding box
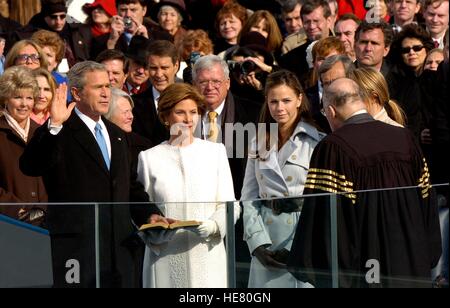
[0,66,39,108]
[353,67,406,126]
[32,68,57,113]
[5,39,49,70]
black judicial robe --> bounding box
[287,113,442,288]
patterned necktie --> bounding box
[95,123,110,170]
[130,86,139,95]
[434,40,440,49]
[208,111,219,142]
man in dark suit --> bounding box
[20,61,166,288]
[90,0,171,60]
[132,40,179,146]
[279,0,333,85]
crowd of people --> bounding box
[0,0,448,288]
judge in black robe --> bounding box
[287,78,442,288]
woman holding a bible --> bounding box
[137,83,240,288]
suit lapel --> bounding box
[68,113,110,175]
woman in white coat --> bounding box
[137,83,240,288]
[241,70,325,288]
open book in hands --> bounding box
[139,220,201,231]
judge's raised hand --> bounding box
[50,83,76,126]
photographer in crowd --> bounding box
[226,31,277,105]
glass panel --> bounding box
[238,194,330,288]
[1,184,447,288]
[282,185,448,288]
[0,202,97,288]
[127,201,231,288]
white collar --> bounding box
[75,108,107,133]
[211,99,226,116]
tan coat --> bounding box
[0,116,47,222]
[281,29,307,55]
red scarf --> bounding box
[91,24,111,37]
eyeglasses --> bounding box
[16,54,41,63]
[197,79,225,88]
[401,45,424,54]
[49,14,66,20]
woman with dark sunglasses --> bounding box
[387,24,436,169]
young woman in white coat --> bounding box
[137,83,240,288]
[241,70,325,288]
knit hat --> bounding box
[149,0,189,24]
[41,0,67,17]
[83,0,117,18]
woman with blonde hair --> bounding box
[0,66,48,225]
[353,67,406,127]
[30,68,57,125]
[5,39,48,70]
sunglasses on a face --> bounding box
[49,14,66,20]
[401,45,424,54]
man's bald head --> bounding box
[322,78,366,130]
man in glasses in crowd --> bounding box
[12,0,92,69]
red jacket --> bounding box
[337,0,367,21]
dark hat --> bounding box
[41,0,67,17]
[239,31,274,66]
[149,0,189,24]
[125,35,151,66]
[82,0,117,18]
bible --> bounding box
[139,220,201,231]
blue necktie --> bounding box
[95,123,110,170]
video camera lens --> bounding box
[241,60,257,75]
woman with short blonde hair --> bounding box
[0,66,47,225]
[5,39,48,70]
